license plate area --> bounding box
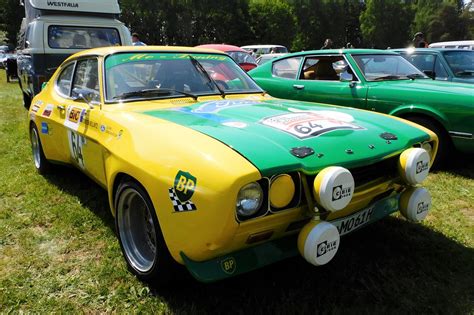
[330,206,374,236]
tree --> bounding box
[0,0,24,47]
[360,0,414,48]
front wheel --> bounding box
[405,116,451,169]
[30,124,52,174]
[115,180,177,284]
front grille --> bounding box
[350,155,399,187]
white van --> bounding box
[17,0,132,108]
[241,45,288,56]
[429,40,474,50]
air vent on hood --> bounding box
[290,147,315,158]
[380,132,398,140]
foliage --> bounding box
[0,71,473,313]
[0,0,23,47]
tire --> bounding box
[23,92,32,110]
[30,124,52,174]
[404,115,451,169]
[115,180,177,285]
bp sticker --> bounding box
[221,257,237,274]
[174,171,197,202]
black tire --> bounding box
[404,115,451,169]
[23,92,31,110]
[114,180,178,285]
[29,124,52,174]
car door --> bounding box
[57,57,107,185]
[290,55,368,109]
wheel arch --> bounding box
[389,105,449,130]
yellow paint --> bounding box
[269,174,295,208]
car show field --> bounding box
[0,66,473,313]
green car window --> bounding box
[272,57,302,79]
[443,51,474,77]
[353,54,427,81]
[104,52,262,102]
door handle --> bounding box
[293,84,305,90]
[57,105,65,111]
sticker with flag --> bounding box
[168,170,198,212]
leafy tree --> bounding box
[360,0,414,48]
[0,0,24,47]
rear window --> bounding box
[48,26,121,49]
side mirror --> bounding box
[422,70,436,79]
[72,88,96,109]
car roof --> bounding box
[392,48,471,53]
[195,44,247,53]
[64,45,228,62]
[241,45,286,49]
[281,49,399,57]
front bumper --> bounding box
[181,192,400,283]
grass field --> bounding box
[0,70,473,313]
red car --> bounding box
[196,44,257,72]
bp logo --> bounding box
[174,171,197,202]
[221,257,237,274]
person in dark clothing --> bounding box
[413,32,428,48]
[321,38,333,49]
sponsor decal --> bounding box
[41,122,49,135]
[100,125,106,132]
[42,104,54,118]
[316,240,338,258]
[68,130,86,169]
[31,104,41,113]
[168,170,197,212]
[192,100,260,114]
[416,160,429,174]
[84,118,98,129]
[221,257,237,275]
[417,201,429,214]
[261,110,364,139]
[332,185,352,201]
[64,106,86,131]
[222,121,247,128]
[46,1,79,8]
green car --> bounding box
[394,48,474,84]
[249,49,474,166]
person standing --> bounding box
[413,32,428,48]
[132,33,146,46]
[321,38,333,49]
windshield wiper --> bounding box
[187,54,226,98]
[455,70,474,76]
[112,88,198,101]
[372,75,404,81]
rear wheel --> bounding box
[30,124,52,174]
[115,180,177,285]
[404,115,451,169]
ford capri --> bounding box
[249,49,473,167]
[29,46,437,284]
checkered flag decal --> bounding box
[168,188,197,212]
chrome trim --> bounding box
[449,131,473,139]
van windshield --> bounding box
[48,26,121,49]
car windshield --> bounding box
[227,51,256,64]
[352,54,429,81]
[443,51,474,77]
[105,52,263,102]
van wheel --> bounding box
[115,180,177,285]
[30,124,51,174]
[405,116,450,169]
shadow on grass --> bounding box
[43,166,114,231]
[42,166,473,313]
[442,152,474,179]
[156,218,474,314]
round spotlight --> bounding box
[236,182,264,217]
[313,166,354,212]
[399,187,432,222]
[399,148,430,185]
[269,174,295,209]
[298,220,340,266]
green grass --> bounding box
[0,70,473,313]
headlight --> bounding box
[270,174,295,209]
[313,166,354,212]
[236,182,264,217]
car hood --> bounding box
[142,98,430,176]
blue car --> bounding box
[394,48,474,84]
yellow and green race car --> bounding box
[28,46,437,284]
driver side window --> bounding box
[71,58,100,102]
